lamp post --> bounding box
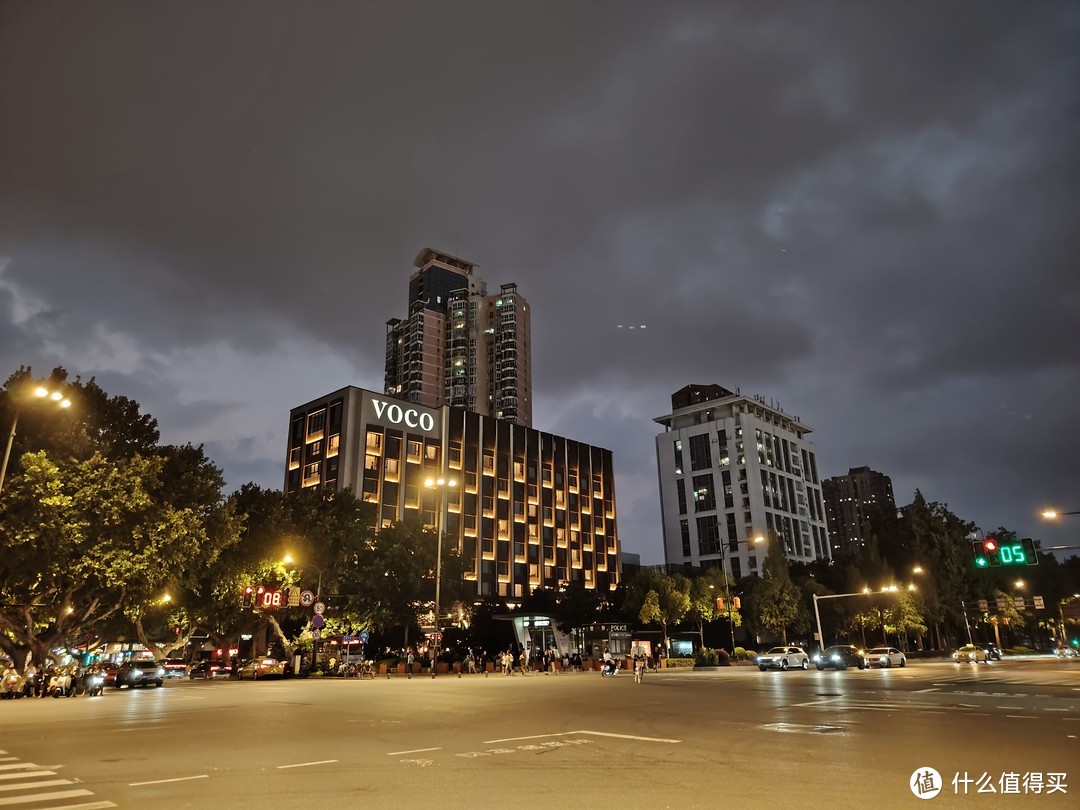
[716,535,764,654]
[1041,509,1080,519]
[425,476,457,678]
[1,384,72,496]
[812,586,914,656]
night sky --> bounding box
[2,1,1078,563]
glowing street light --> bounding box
[425,476,457,678]
[1,383,73,496]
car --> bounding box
[188,660,232,680]
[755,646,810,671]
[159,659,188,679]
[98,662,118,686]
[237,657,286,680]
[953,644,988,664]
[979,644,1002,661]
[1054,646,1078,658]
[114,659,165,688]
[866,647,906,668]
[814,645,869,670]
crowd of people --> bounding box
[1,660,105,699]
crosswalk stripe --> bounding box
[34,803,116,810]
[0,789,93,806]
[0,780,71,793]
[0,773,57,782]
[0,766,38,772]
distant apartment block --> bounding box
[822,466,896,556]
[384,248,532,427]
[654,384,831,578]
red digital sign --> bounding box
[260,590,284,609]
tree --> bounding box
[749,548,801,644]
[685,568,739,652]
[626,571,690,652]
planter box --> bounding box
[437,663,449,674]
[378,664,388,675]
[396,664,406,675]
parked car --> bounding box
[814,645,868,670]
[188,660,232,680]
[159,659,188,679]
[99,662,118,687]
[755,646,810,671]
[979,644,1002,661]
[237,657,286,680]
[866,647,906,668]
[953,644,988,664]
[115,660,165,688]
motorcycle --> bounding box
[601,659,619,677]
[85,672,105,697]
[49,671,75,698]
[1,670,25,699]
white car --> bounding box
[866,646,906,668]
[756,646,810,671]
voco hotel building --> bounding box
[285,387,620,599]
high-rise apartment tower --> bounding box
[385,248,532,426]
[821,466,896,557]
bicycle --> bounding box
[633,658,645,684]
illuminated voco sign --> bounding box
[372,398,436,433]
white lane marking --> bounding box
[1044,708,1068,712]
[0,772,56,782]
[915,687,939,693]
[484,730,680,744]
[0,790,92,806]
[275,760,338,770]
[386,748,442,756]
[35,803,116,810]
[129,774,209,786]
[998,706,1023,710]
[1006,715,1038,719]
[0,779,71,793]
[0,766,38,772]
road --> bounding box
[0,656,1077,808]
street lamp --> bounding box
[1041,509,1080,519]
[425,476,457,678]
[715,535,764,654]
[1,384,72,496]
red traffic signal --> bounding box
[984,538,998,553]
[242,585,255,608]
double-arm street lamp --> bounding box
[1,384,72,496]
[715,535,765,653]
[813,583,917,655]
[425,476,457,678]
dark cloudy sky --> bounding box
[2,1,1078,563]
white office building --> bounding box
[654,384,831,578]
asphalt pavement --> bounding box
[1,655,1077,809]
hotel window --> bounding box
[528,503,538,518]
[327,434,339,458]
[289,447,301,468]
[673,439,683,475]
[404,485,419,508]
[555,489,565,506]
[567,470,578,489]
[592,474,602,493]
[514,501,524,517]
[483,453,495,474]
[483,496,494,513]
[303,462,320,483]
[307,440,322,461]
[306,409,326,438]
[384,457,399,477]
[542,464,552,484]
[407,440,421,461]
[365,454,379,472]
[426,444,439,462]
[514,461,525,479]
[680,519,691,556]
[677,479,687,515]
[498,519,509,535]
[696,515,720,556]
[449,443,462,465]
[465,471,478,491]
[366,431,382,452]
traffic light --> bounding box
[242,585,254,607]
[974,537,1040,568]
[972,540,994,568]
[1021,537,1039,566]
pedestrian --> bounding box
[519,649,528,676]
[407,649,414,679]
